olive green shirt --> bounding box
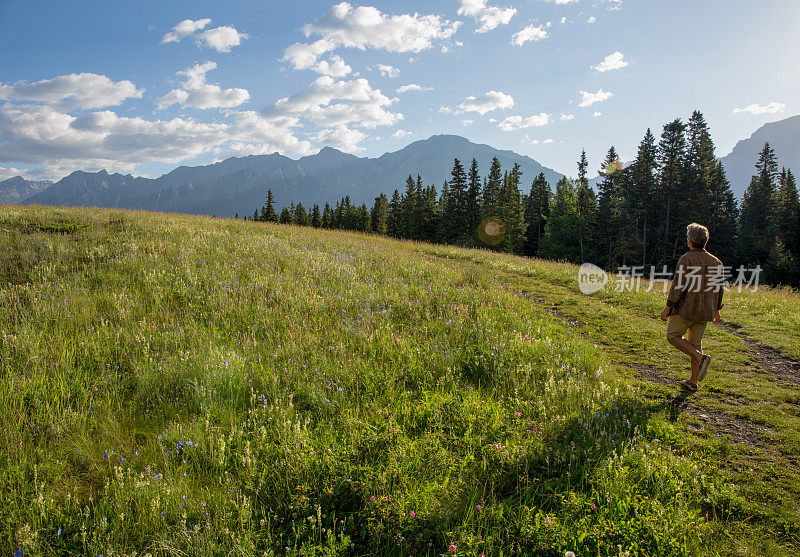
[666,248,725,323]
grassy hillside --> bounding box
[1,205,799,556]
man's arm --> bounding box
[661,256,686,321]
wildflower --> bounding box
[515,412,521,418]
[591,503,596,510]
[449,544,457,553]
[476,504,482,511]
[370,495,375,501]
[410,511,416,517]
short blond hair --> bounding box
[687,223,709,249]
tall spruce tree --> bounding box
[371,193,389,234]
[655,118,688,265]
[540,177,582,262]
[777,168,800,259]
[311,204,322,228]
[499,163,526,253]
[627,129,658,265]
[706,162,739,265]
[265,189,277,222]
[322,202,332,228]
[595,146,624,267]
[523,172,551,257]
[294,202,308,226]
[575,150,598,263]
[387,189,402,237]
[466,158,483,240]
[739,142,778,267]
[483,157,503,220]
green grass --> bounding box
[1,204,798,556]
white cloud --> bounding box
[312,55,353,77]
[311,125,367,152]
[579,89,612,107]
[197,25,248,52]
[462,119,474,126]
[0,73,143,110]
[511,24,548,46]
[592,51,628,72]
[396,83,433,94]
[157,62,250,110]
[593,111,602,117]
[458,0,517,33]
[161,18,211,43]
[545,0,578,3]
[264,75,402,129]
[497,112,550,131]
[377,64,400,78]
[441,90,514,115]
[161,19,247,52]
[0,165,28,181]
[283,3,460,72]
[560,16,568,24]
[560,113,574,121]
[0,102,314,179]
[733,102,786,115]
[587,16,597,23]
[524,134,555,144]
[391,129,412,139]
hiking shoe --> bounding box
[680,379,698,392]
[698,354,711,382]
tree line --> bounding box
[249,110,800,286]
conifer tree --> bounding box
[294,202,308,226]
[279,207,292,224]
[265,189,278,222]
[446,159,468,242]
[371,193,389,234]
[777,168,800,259]
[739,142,778,267]
[523,172,551,257]
[626,129,658,265]
[499,163,525,253]
[483,157,503,220]
[322,202,332,228]
[402,175,419,239]
[595,146,624,266]
[655,118,688,265]
[466,158,482,240]
[311,203,322,228]
[540,177,582,262]
[420,184,440,242]
[357,203,371,233]
[705,162,739,265]
[574,150,598,263]
[387,189,402,237]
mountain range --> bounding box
[8,135,563,218]
[2,116,799,216]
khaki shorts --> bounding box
[667,314,707,345]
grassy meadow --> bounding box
[1,204,799,556]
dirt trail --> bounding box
[715,321,800,387]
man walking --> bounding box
[660,223,725,391]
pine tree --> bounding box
[540,177,582,262]
[499,163,525,253]
[655,118,688,265]
[253,208,259,221]
[705,162,739,265]
[294,202,308,226]
[402,175,419,239]
[595,146,624,266]
[357,203,371,233]
[447,158,468,242]
[387,189,402,237]
[739,142,778,267]
[322,202,332,228]
[265,189,277,222]
[685,111,715,224]
[522,173,551,257]
[483,157,503,220]
[279,207,292,224]
[371,193,389,234]
[777,168,800,260]
[420,184,440,243]
[625,129,658,265]
[311,203,322,228]
[574,150,598,263]
[466,158,482,240]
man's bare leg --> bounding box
[668,336,703,385]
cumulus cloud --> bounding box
[458,0,517,33]
[197,25,248,52]
[391,129,412,139]
[283,3,460,73]
[396,83,433,94]
[264,76,402,131]
[376,64,400,78]
[157,62,250,110]
[593,111,602,117]
[560,113,574,121]
[579,89,612,107]
[587,16,597,23]
[161,18,211,43]
[497,113,550,131]
[310,125,367,152]
[0,73,143,110]
[441,90,514,115]
[462,119,474,126]
[592,51,628,72]
[161,18,247,52]
[733,102,786,115]
[0,102,313,179]
[525,136,555,144]
[511,24,548,46]
[0,165,28,181]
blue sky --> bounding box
[0,0,797,181]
